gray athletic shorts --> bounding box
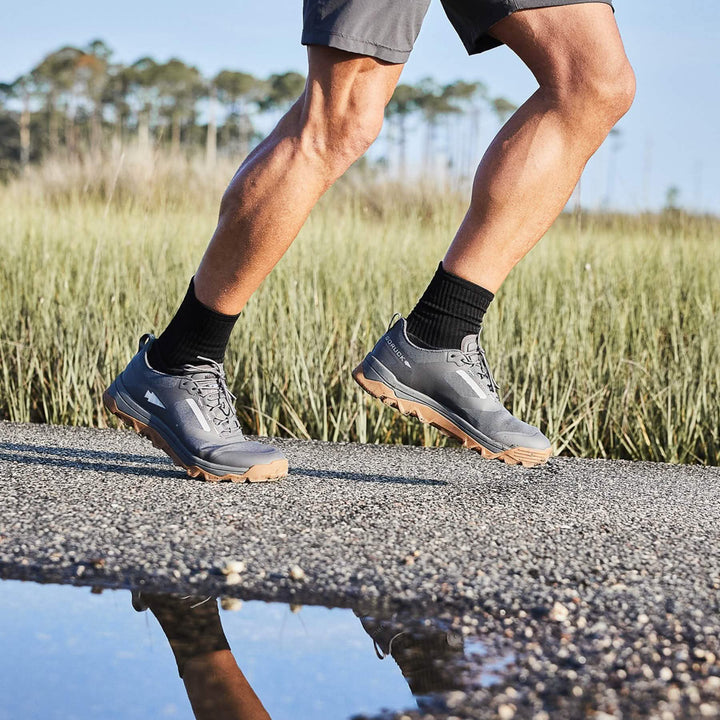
[302,0,613,63]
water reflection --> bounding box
[133,592,479,719]
[133,593,270,719]
[357,613,466,700]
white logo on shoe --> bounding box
[144,390,166,408]
[456,370,488,399]
[384,336,412,368]
[186,398,212,432]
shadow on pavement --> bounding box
[1,442,445,486]
[0,441,175,479]
[291,466,447,486]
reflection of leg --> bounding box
[141,594,230,677]
[358,614,465,697]
[183,651,271,720]
[140,594,271,720]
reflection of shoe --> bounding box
[358,613,465,697]
[131,591,215,614]
[353,317,552,467]
[131,590,149,612]
[129,592,229,677]
[103,334,288,482]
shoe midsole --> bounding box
[362,355,507,453]
[108,376,256,474]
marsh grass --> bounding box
[2,151,719,463]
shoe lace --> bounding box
[449,336,501,398]
[186,357,243,437]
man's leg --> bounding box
[104,47,403,481]
[443,3,635,291]
[149,48,402,373]
[353,3,634,467]
[193,47,403,315]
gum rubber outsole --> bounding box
[352,366,552,468]
[102,392,288,483]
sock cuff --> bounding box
[435,263,495,309]
[188,277,240,323]
[405,263,494,349]
[149,278,241,371]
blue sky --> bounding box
[1,0,718,212]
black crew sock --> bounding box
[148,278,239,374]
[405,262,494,350]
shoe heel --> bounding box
[359,355,398,384]
[103,388,145,435]
[102,382,121,416]
[352,359,400,404]
[102,379,152,432]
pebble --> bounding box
[498,704,516,720]
[222,560,246,575]
[289,565,306,581]
[549,602,570,622]
[445,690,467,709]
[220,597,243,611]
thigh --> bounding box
[489,3,628,88]
[440,0,614,57]
[305,45,404,114]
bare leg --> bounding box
[142,594,271,720]
[443,3,635,292]
[194,47,403,314]
[183,651,271,720]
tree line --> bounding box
[0,39,518,177]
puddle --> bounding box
[0,579,512,720]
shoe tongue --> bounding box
[460,334,480,353]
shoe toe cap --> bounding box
[494,426,551,451]
[206,440,286,469]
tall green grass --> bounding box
[2,152,719,463]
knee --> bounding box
[300,95,385,176]
[555,54,636,129]
[587,57,636,122]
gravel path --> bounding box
[1,421,719,718]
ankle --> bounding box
[406,263,494,350]
[150,278,240,374]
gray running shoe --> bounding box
[103,335,288,482]
[352,317,551,467]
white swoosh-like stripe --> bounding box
[456,369,488,399]
[186,398,211,432]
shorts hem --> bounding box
[464,0,614,55]
[301,30,410,64]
